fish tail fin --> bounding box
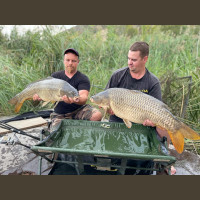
[8,96,18,105]
[9,96,27,113]
[167,123,200,154]
[179,122,200,140]
[167,130,185,154]
[14,101,24,113]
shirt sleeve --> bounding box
[51,72,57,78]
[77,76,90,91]
[105,67,129,90]
[105,76,114,89]
[105,72,120,89]
[51,71,63,79]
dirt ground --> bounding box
[0,116,200,175]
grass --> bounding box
[0,26,199,134]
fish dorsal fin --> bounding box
[161,103,170,110]
[26,76,54,88]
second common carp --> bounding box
[9,77,79,113]
[90,88,200,154]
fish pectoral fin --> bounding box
[101,107,108,122]
[123,119,132,128]
[167,130,185,154]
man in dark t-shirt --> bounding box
[105,42,163,129]
[33,48,102,127]
[33,48,103,175]
[105,66,162,123]
[105,42,176,175]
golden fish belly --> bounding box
[91,87,200,154]
[109,89,178,131]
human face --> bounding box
[64,53,79,74]
[128,50,148,73]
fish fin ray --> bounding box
[101,107,108,122]
[14,103,23,113]
[179,123,200,140]
[167,122,200,154]
[123,119,132,128]
[8,96,18,105]
[14,98,27,113]
[167,130,185,154]
[101,107,111,122]
[26,77,54,88]
[9,96,29,113]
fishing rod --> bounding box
[0,122,40,140]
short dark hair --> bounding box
[129,42,149,58]
[64,48,79,58]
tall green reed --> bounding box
[0,25,199,131]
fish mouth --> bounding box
[73,96,80,102]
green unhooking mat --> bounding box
[31,119,176,174]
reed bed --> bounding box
[0,25,199,151]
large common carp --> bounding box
[90,88,200,154]
[9,77,79,113]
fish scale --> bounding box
[9,77,79,113]
[109,89,173,128]
[90,88,200,153]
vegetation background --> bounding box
[0,25,199,152]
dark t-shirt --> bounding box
[51,70,90,114]
[105,67,162,122]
